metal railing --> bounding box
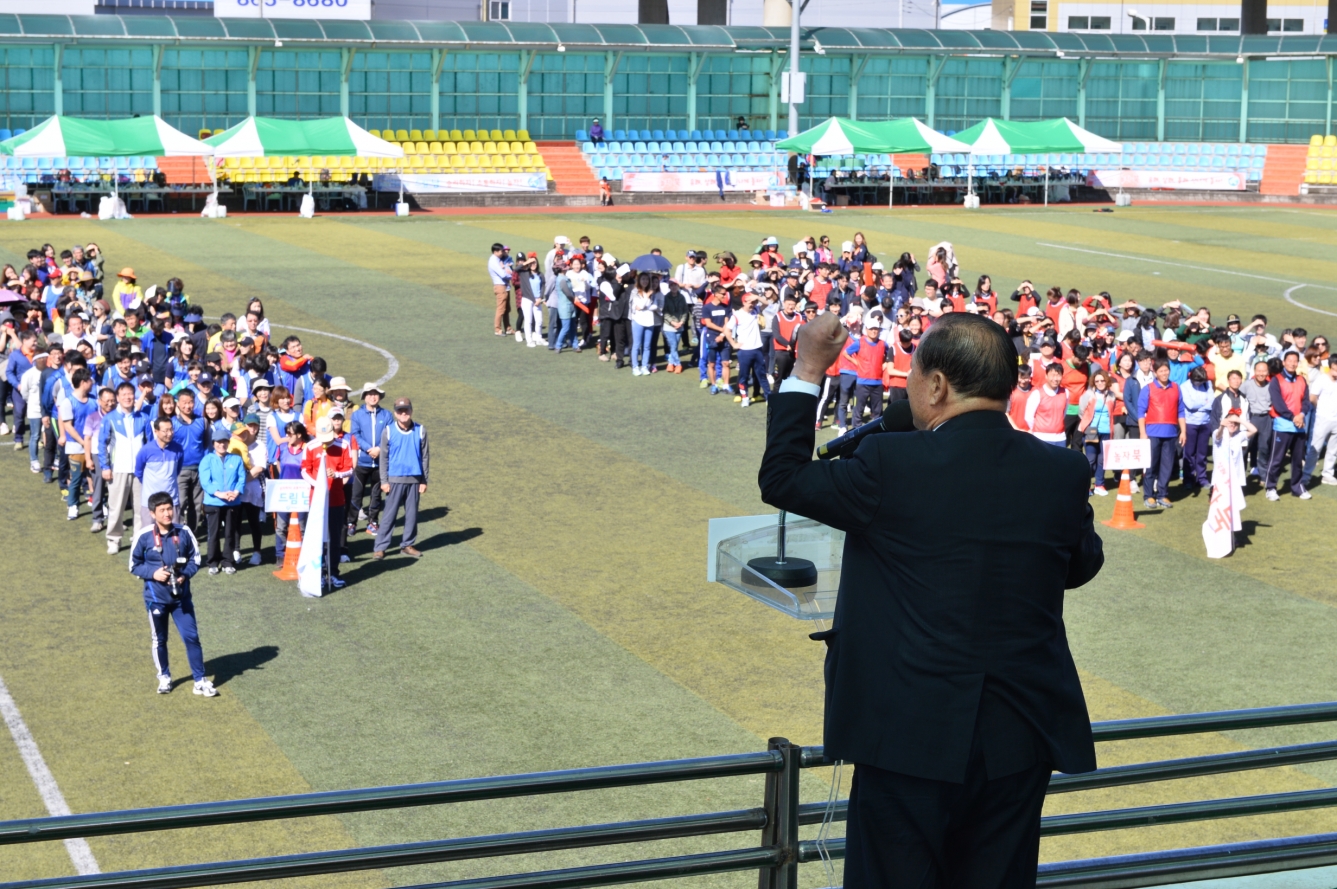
[5,702,1337,889]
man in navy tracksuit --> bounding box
[129,491,217,697]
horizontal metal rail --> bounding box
[1047,739,1337,793]
[798,701,1337,767]
[1035,832,1337,889]
[0,751,781,847]
[0,812,771,889]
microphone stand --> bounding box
[745,510,818,588]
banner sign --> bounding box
[373,173,547,193]
[265,479,311,513]
[1086,169,1246,191]
[1103,439,1153,471]
[621,171,782,193]
[215,0,372,19]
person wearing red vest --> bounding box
[885,329,914,403]
[845,326,889,429]
[772,295,803,383]
[1265,349,1311,500]
[1011,280,1039,316]
[1008,365,1034,430]
[1025,364,1068,445]
[833,316,862,434]
[1137,358,1186,509]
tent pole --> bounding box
[1045,166,1049,207]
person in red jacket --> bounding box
[845,324,889,429]
[302,416,354,588]
[884,328,914,403]
[772,294,803,383]
[1265,349,1310,500]
[1025,364,1068,445]
[1008,365,1034,430]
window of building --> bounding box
[1266,18,1279,29]
[488,0,510,19]
[1130,15,1147,29]
[1153,17,1174,29]
[1030,0,1047,29]
[1283,18,1303,30]
[1218,17,1239,30]
[1090,16,1111,28]
[1197,17,1216,30]
[1068,15,1089,28]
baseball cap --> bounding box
[251,378,272,391]
[222,396,241,410]
[211,428,233,444]
[593,244,604,252]
[871,262,885,271]
[763,236,778,246]
[841,241,853,252]
[1117,330,1135,342]
[1226,314,1242,324]
[328,406,345,418]
[198,373,214,385]
[242,413,261,426]
[393,397,413,413]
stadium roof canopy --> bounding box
[2,15,1337,58]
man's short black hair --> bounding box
[913,313,1018,402]
[146,491,173,512]
[70,368,92,387]
[116,381,135,394]
[491,242,505,253]
[154,415,173,430]
[1153,357,1170,371]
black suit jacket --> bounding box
[758,392,1103,782]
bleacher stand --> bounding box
[1304,134,1337,185]
[577,127,789,180]
[926,142,1266,182]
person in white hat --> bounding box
[327,376,352,413]
[349,382,391,537]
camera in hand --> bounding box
[168,556,188,598]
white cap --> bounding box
[601,253,616,266]
[554,235,571,245]
[1118,330,1135,342]
[841,241,853,252]
[793,242,808,254]
[1026,306,1043,317]
[871,262,884,271]
[616,263,631,277]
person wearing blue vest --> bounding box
[371,397,430,561]
[129,491,216,697]
[348,382,390,537]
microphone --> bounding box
[817,399,914,460]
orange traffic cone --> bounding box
[273,513,303,580]
[1103,470,1144,530]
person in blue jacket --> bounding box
[129,491,216,697]
[348,382,390,536]
[199,427,245,575]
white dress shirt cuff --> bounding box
[779,377,822,397]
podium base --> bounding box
[745,556,818,589]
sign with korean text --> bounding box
[265,479,311,513]
[1086,170,1245,191]
[1103,438,1153,470]
[215,0,372,20]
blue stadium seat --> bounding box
[611,130,624,141]
[706,154,720,165]
[1247,170,1261,181]
[1227,144,1241,155]
[634,141,647,153]
[576,129,588,141]
[0,129,10,141]
[633,129,646,141]
[13,128,24,137]
[761,129,772,140]
[1211,156,1226,168]
[647,141,660,152]
[581,141,594,152]
[672,141,685,153]
[746,153,759,166]
[688,130,701,141]
[724,130,737,141]
[1252,155,1265,169]
[652,129,664,141]
[709,141,722,153]
[777,130,788,139]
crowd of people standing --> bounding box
[486,231,1335,505]
[0,243,430,694]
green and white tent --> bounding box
[954,118,1123,155]
[205,117,404,158]
[777,117,969,155]
[0,115,214,157]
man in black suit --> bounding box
[758,312,1103,889]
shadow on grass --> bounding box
[344,526,484,582]
[203,644,281,687]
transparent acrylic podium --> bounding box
[712,511,844,622]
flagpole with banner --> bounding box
[1203,426,1247,558]
[297,453,328,597]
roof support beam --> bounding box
[246,45,259,117]
[1156,58,1166,142]
[1238,57,1250,144]
[847,54,869,120]
[430,48,446,132]
[687,52,710,133]
[1326,54,1333,138]
[151,45,162,118]
[52,44,63,118]
[925,55,945,129]
[339,48,355,119]
[518,49,535,134]
[768,51,784,132]
[603,51,622,135]
[1076,58,1090,128]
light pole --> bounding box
[788,0,800,138]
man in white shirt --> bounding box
[487,243,513,337]
[1303,357,1337,486]
[674,251,707,296]
[726,294,770,408]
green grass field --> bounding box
[3,204,1337,888]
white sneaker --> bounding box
[358,508,368,522]
[157,675,172,694]
[1265,489,1280,501]
[1129,480,1139,494]
[249,552,262,566]
[193,679,218,697]
[0,423,8,435]
[515,330,524,343]
[339,553,350,563]
[232,550,241,564]
[107,541,119,555]
[835,427,847,436]
[1322,476,1337,486]
[30,460,40,473]
[527,340,537,348]
[66,505,78,520]
[1298,488,1313,500]
[1093,486,1108,496]
[741,397,751,408]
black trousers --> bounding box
[773,350,795,383]
[844,752,1051,889]
[350,463,384,524]
[599,317,628,363]
[204,504,238,568]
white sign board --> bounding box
[1086,170,1246,191]
[265,479,311,513]
[215,0,372,20]
[1103,438,1153,471]
[621,171,781,193]
[780,72,806,105]
[372,173,547,193]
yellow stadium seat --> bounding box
[503,129,516,141]
[412,141,426,154]
[422,129,436,141]
[468,141,482,153]
[503,154,518,168]
[198,128,211,140]
[462,129,476,141]
[1309,144,1321,156]
[489,129,503,141]
[369,129,382,138]
[212,128,224,136]
[517,129,530,141]
[523,141,537,153]
[391,129,407,142]
[450,155,465,169]
[224,157,240,169]
[407,129,422,142]
[428,141,443,154]
[409,156,425,169]
[341,157,355,168]
[1305,172,1319,183]
[449,129,463,141]
[241,157,255,169]
[354,157,369,169]
[1321,172,1334,184]
[481,141,496,153]
[1311,135,1324,146]
[465,155,480,168]
[403,143,417,155]
[441,141,456,153]
[1327,134,1337,147]
[1308,156,1320,169]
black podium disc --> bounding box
[745,556,818,589]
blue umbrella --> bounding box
[630,253,672,274]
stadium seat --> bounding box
[652,129,664,140]
[1311,134,1324,146]
[517,129,530,141]
[691,130,703,141]
[613,129,627,141]
[576,129,588,142]
[448,129,462,141]
[503,129,516,141]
